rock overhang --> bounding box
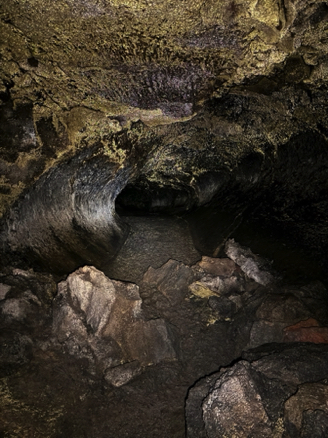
[0,0,328,276]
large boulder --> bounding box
[52,265,177,385]
[186,343,328,438]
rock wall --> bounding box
[0,1,328,274]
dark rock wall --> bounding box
[0,1,328,274]
[0,122,160,274]
[2,91,328,274]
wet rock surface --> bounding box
[1,236,328,437]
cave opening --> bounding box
[115,165,326,288]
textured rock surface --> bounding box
[225,238,275,286]
[202,361,272,438]
[284,320,328,343]
[285,382,328,437]
[0,1,328,276]
[53,265,177,378]
[104,214,200,283]
[0,123,158,274]
[186,344,328,438]
[1,2,328,434]
[1,240,328,437]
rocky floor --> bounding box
[1,216,328,437]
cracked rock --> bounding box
[52,266,176,382]
[186,344,328,438]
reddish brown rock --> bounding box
[249,296,315,348]
[284,319,328,343]
[284,318,320,330]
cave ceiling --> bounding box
[0,0,328,274]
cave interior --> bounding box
[1,1,328,437]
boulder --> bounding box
[225,239,275,286]
[285,382,328,436]
[197,256,238,277]
[186,344,328,438]
[53,266,177,383]
[143,259,195,305]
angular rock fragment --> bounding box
[53,266,176,383]
[202,361,272,438]
[188,255,245,302]
[248,292,315,348]
[247,286,328,348]
[0,296,37,322]
[197,256,238,277]
[186,344,328,438]
[225,239,275,286]
[285,383,328,432]
[104,361,143,387]
[284,325,328,344]
[0,268,56,307]
[0,268,56,335]
[249,320,288,348]
[255,293,312,322]
[186,361,272,438]
[188,279,220,299]
[189,273,244,299]
[143,259,195,304]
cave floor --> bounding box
[1,213,328,438]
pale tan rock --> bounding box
[53,266,176,382]
[104,361,143,387]
[198,256,237,277]
[225,239,275,286]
